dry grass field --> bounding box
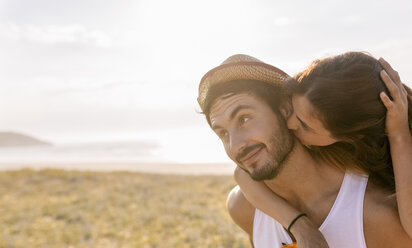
[0,169,250,248]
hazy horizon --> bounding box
[1,0,411,164]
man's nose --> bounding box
[228,132,246,159]
[287,112,299,131]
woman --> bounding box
[234,52,412,247]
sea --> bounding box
[0,142,235,175]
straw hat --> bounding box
[197,54,290,111]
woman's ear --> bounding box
[279,98,293,119]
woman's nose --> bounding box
[287,112,299,131]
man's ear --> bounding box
[279,99,293,119]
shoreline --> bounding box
[0,162,236,175]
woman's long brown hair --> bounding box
[290,52,412,192]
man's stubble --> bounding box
[242,115,295,181]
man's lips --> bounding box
[239,146,264,165]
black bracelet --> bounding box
[287,213,307,233]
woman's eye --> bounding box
[301,121,309,131]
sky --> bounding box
[0,0,411,163]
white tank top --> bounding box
[253,172,368,248]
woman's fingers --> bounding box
[379,57,402,87]
[380,70,401,100]
[380,92,394,110]
[400,83,408,97]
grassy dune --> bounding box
[0,169,250,248]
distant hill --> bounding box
[0,132,52,147]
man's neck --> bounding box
[264,141,344,212]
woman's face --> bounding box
[287,94,340,146]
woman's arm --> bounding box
[234,167,329,248]
[379,58,412,238]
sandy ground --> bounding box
[0,162,236,175]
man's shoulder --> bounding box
[227,185,256,237]
[363,182,412,247]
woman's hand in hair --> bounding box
[378,57,410,139]
[379,57,412,239]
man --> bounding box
[197,54,412,247]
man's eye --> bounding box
[218,131,228,139]
[240,116,250,124]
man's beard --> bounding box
[240,124,295,181]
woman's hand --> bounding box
[379,58,410,139]
[290,216,329,248]
[379,57,412,239]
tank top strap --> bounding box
[319,172,368,248]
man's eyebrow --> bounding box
[229,105,254,120]
[211,104,254,131]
